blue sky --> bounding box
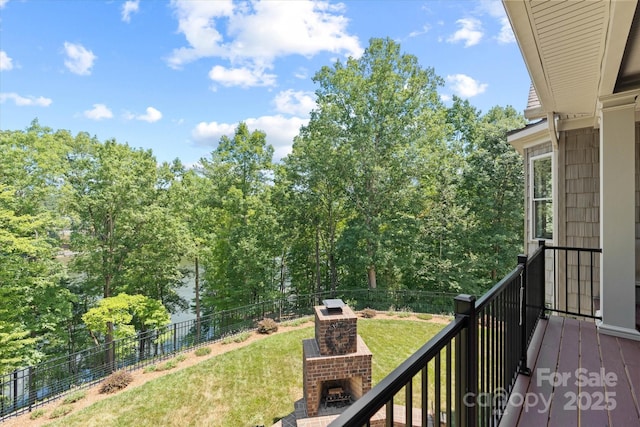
[0,0,530,166]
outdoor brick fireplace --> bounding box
[302,299,372,417]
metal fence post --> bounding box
[454,294,477,427]
[538,240,548,319]
[518,255,531,376]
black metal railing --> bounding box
[330,246,548,427]
[0,289,457,421]
[541,241,602,319]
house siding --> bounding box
[523,124,640,315]
[559,127,601,314]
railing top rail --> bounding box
[543,244,602,253]
[329,316,467,427]
[475,264,524,312]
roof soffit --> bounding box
[504,0,637,119]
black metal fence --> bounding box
[330,246,548,427]
[542,241,602,319]
[0,289,457,421]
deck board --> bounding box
[498,315,640,427]
[599,333,640,427]
[579,320,609,427]
[548,317,580,426]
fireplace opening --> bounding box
[321,380,352,409]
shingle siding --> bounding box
[524,124,640,314]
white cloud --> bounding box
[64,42,97,75]
[294,67,309,80]
[84,104,113,120]
[137,106,163,122]
[122,0,140,23]
[0,0,8,9]
[0,51,13,71]
[477,0,515,44]
[409,25,431,39]
[273,90,315,116]
[0,92,52,106]
[208,65,276,88]
[168,0,362,87]
[497,16,515,44]
[448,18,483,47]
[446,74,488,98]
[191,115,307,160]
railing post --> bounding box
[454,294,477,427]
[518,254,531,376]
[538,240,548,319]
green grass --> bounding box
[45,319,446,427]
[62,391,86,405]
[194,347,212,357]
[221,331,251,344]
[29,409,45,420]
[48,405,74,419]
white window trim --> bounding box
[529,152,554,242]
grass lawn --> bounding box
[45,318,445,427]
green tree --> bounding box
[311,37,446,289]
[0,124,74,372]
[200,123,278,311]
[461,105,526,290]
[277,114,351,296]
[65,137,188,366]
[82,293,170,344]
[164,162,213,340]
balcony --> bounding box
[500,316,640,426]
[327,243,640,427]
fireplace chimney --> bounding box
[302,299,372,417]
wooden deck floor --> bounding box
[499,316,640,427]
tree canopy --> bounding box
[0,38,526,373]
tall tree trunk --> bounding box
[329,253,337,296]
[367,266,377,289]
[106,321,114,372]
[195,254,200,343]
[104,273,114,371]
[279,249,286,318]
[315,226,321,300]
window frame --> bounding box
[529,152,554,241]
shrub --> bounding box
[281,316,312,327]
[256,318,278,334]
[416,313,433,321]
[143,365,157,373]
[158,359,178,371]
[175,354,187,362]
[221,331,251,344]
[360,308,377,318]
[49,405,73,419]
[396,309,412,318]
[99,370,133,394]
[194,347,212,357]
[62,391,86,405]
[30,409,45,420]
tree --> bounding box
[461,105,526,290]
[164,163,213,341]
[82,293,170,343]
[200,123,278,311]
[276,114,351,296]
[311,37,447,289]
[0,124,74,373]
[65,137,188,366]
[82,293,170,364]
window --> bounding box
[531,154,553,240]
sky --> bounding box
[0,0,531,166]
